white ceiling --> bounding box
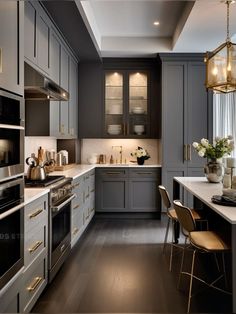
[75,0,236,57]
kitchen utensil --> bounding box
[58,150,69,164]
[56,153,63,166]
[38,146,45,164]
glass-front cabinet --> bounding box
[104,70,149,137]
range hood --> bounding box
[24,63,69,101]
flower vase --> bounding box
[204,159,224,183]
[137,157,145,165]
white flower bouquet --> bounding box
[192,136,234,160]
[131,146,150,160]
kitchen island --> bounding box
[173,177,236,313]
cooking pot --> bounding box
[26,156,47,180]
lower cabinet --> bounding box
[71,169,95,247]
[0,271,23,313]
[95,167,161,215]
[21,193,48,313]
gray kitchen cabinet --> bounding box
[71,175,84,247]
[160,53,213,203]
[0,271,23,313]
[68,56,78,138]
[24,1,50,75]
[96,168,129,212]
[50,29,60,85]
[95,167,160,215]
[129,168,161,216]
[0,1,24,95]
[78,62,103,138]
[20,193,48,313]
[59,46,70,137]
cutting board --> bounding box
[53,163,76,171]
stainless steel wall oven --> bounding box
[0,177,24,289]
[0,89,24,181]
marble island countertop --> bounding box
[174,176,236,224]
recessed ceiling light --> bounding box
[153,21,159,26]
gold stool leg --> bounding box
[187,250,196,313]
[163,217,170,253]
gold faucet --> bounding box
[112,145,123,164]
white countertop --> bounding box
[51,163,162,180]
[174,177,236,224]
[24,188,50,205]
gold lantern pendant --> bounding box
[205,0,236,93]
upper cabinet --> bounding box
[103,59,160,139]
[104,70,149,137]
[0,1,24,96]
[24,1,79,139]
[24,1,50,75]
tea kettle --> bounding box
[26,154,47,180]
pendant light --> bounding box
[205,0,236,93]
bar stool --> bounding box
[158,185,206,271]
[173,200,231,313]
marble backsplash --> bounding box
[81,139,161,165]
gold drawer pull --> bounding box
[86,194,89,199]
[73,227,79,235]
[73,182,80,188]
[73,204,80,210]
[28,241,43,253]
[136,172,153,175]
[106,171,122,175]
[90,189,95,193]
[90,208,94,213]
[27,276,43,291]
[28,209,43,219]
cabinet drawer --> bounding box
[24,225,46,268]
[21,253,47,313]
[25,195,48,231]
[71,210,83,239]
[129,168,158,178]
[96,168,128,177]
[72,176,83,191]
[72,196,83,213]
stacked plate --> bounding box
[107,124,122,135]
[132,106,145,114]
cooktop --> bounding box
[25,175,65,187]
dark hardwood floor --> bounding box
[32,216,231,313]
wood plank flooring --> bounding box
[32,216,231,313]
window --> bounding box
[213,92,236,156]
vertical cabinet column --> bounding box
[160,54,212,203]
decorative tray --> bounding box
[211,195,236,206]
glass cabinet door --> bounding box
[128,72,148,136]
[105,72,124,136]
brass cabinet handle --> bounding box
[28,241,43,253]
[90,189,95,193]
[27,276,43,292]
[73,227,79,235]
[106,171,122,175]
[90,208,94,213]
[73,203,80,210]
[187,144,192,161]
[86,194,89,199]
[136,172,152,175]
[184,144,188,161]
[28,209,43,219]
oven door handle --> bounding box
[0,202,24,220]
[51,194,76,213]
[0,123,24,130]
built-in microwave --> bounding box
[0,89,24,181]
